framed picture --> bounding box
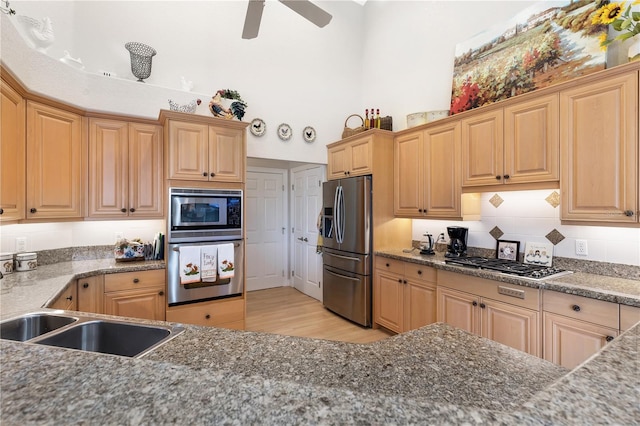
[524,241,554,266]
[496,240,520,261]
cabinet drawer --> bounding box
[166,298,245,327]
[404,263,436,284]
[543,291,619,329]
[104,269,165,292]
[374,257,404,275]
[620,304,640,331]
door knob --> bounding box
[297,237,304,241]
[303,237,308,242]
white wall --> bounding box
[2,1,638,266]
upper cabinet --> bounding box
[0,78,26,223]
[395,121,479,220]
[163,113,246,183]
[88,118,163,219]
[560,69,638,224]
[327,133,374,180]
[26,101,85,219]
[461,94,559,188]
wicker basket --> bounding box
[341,114,366,139]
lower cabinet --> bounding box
[166,298,245,330]
[77,275,104,314]
[104,270,166,321]
[542,290,619,369]
[620,304,640,332]
[49,282,78,311]
[374,256,437,333]
[437,270,541,357]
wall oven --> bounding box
[168,187,242,243]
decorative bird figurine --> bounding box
[17,15,55,53]
[168,98,201,114]
[59,50,84,70]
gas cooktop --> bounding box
[444,256,573,281]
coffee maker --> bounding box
[445,226,468,257]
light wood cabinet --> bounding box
[77,275,104,314]
[166,298,245,330]
[327,134,373,180]
[103,270,165,321]
[374,257,436,333]
[49,282,78,311]
[542,290,619,369]
[461,95,559,188]
[560,70,638,223]
[395,122,479,220]
[437,270,540,357]
[166,119,245,183]
[0,78,26,222]
[88,118,163,218]
[26,101,85,219]
[620,304,640,332]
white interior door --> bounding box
[292,165,325,301]
[246,169,287,291]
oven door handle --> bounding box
[324,252,361,262]
[325,269,361,282]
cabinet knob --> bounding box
[386,263,390,267]
[624,210,634,217]
[121,208,127,213]
[129,208,135,213]
[571,304,581,312]
[133,278,140,284]
[479,303,486,309]
[203,172,208,177]
[398,278,402,283]
[158,291,164,296]
[210,172,215,177]
[472,301,478,306]
[503,174,510,179]
[606,336,614,342]
[0,208,4,215]
[83,283,89,289]
[403,280,407,284]
[30,208,37,213]
[66,295,73,301]
[417,270,422,275]
[205,314,211,319]
[495,175,502,180]
[418,209,423,213]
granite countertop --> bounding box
[375,249,640,307]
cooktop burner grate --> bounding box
[444,257,573,280]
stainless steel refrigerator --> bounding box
[322,175,372,327]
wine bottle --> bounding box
[369,107,375,128]
[375,109,381,129]
[364,109,369,129]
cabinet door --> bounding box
[394,131,423,216]
[423,121,461,218]
[437,287,480,335]
[461,109,504,186]
[348,136,373,177]
[560,71,638,223]
[208,126,244,182]
[166,298,245,329]
[26,102,84,219]
[77,275,104,314]
[0,80,25,222]
[49,283,77,311]
[167,120,209,181]
[327,143,349,180]
[88,118,128,218]
[544,312,618,369]
[482,299,539,357]
[129,123,163,217]
[104,287,165,321]
[504,94,559,184]
[405,280,436,332]
[374,270,404,333]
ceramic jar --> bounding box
[15,252,37,272]
[0,253,14,275]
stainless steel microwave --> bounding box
[168,187,242,243]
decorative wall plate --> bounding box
[277,123,292,141]
[250,118,266,137]
[302,126,316,143]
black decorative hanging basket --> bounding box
[125,42,156,82]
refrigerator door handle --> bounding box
[324,252,361,262]
[334,184,344,244]
[337,185,345,243]
[326,269,361,282]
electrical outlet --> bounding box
[575,239,588,256]
[15,237,27,252]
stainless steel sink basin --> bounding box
[34,320,178,358]
[0,313,78,342]
[1,312,185,358]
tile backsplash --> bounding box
[413,190,640,267]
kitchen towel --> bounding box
[217,243,235,279]
[179,245,201,284]
[201,245,218,282]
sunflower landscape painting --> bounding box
[450,0,608,115]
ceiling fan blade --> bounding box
[242,0,265,39]
[279,0,332,28]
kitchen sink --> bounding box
[0,312,185,358]
[0,313,78,342]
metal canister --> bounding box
[0,253,14,274]
[15,252,37,272]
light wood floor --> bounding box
[245,286,394,344]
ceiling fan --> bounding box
[242,0,333,39]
